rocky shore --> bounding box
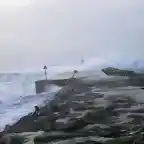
[1,81,144,144]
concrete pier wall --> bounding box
[35,78,77,94]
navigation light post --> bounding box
[43,65,48,80]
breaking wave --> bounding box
[0,57,144,129]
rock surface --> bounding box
[1,81,144,143]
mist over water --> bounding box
[47,57,144,74]
[0,57,144,130]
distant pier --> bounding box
[35,66,78,94]
[35,79,76,94]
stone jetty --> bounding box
[1,80,144,144]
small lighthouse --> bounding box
[43,65,48,80]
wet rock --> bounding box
[0,134,25,144]
[4,80,144,144]
[49,98,61,112]
[66,110,88,119]
[106,102,132,110]
[69,101,88,111]
[57,103,70,117]
[110,119,135,133]
[84,108,118,124]
[47,139,76,144]
[126,113,144,125]
[131,108,144,113]
[92,93,104,98]
[20,131,44,144]
[103,126,127,138]
[4,115,39,133]
[34,132,90,143]
[79,123,127,138]
[54,117,89,132]
[63,118,89,132]
[4,111,58,133]
[4,125,11,132]
[106,95,136,106]
[69,93,98,102]
[105,136,134,144]
[54,117,73,130]
[50,137,114,144]
[38,105,53,116]
[35,116,52,131]
[80,124,110,131]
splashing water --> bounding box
[0,57,144,129]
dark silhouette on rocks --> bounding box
[33,106,40,116]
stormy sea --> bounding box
[1,58,144,143]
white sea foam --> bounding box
[0,57,144,129]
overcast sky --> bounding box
[0,0,143,72]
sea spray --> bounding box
[0,57,144,129]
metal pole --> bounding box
[45,69,47,80]
[65,70,78,85]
